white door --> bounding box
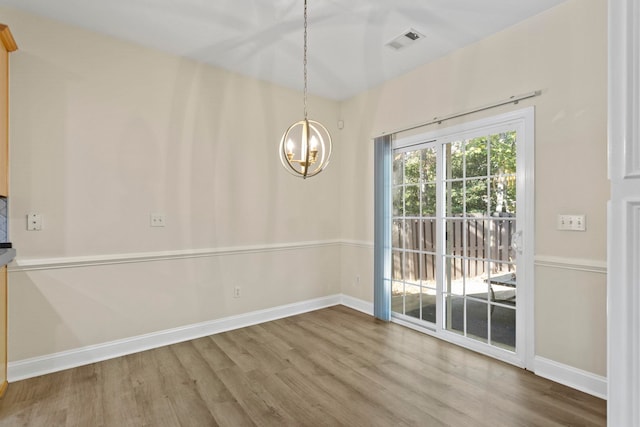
[608,1,640,424]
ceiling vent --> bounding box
[385,28,426,50]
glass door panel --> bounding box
[391,147,438,323]
[442,131,517,351]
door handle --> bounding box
[511,230,523,255]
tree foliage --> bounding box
[393,131,516,217]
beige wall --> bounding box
[3,8,342,360]
[2,0,608,379]
[339,0,608,376]
[7,9,342,258]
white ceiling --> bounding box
[0,0,566,100]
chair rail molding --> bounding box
[608,0,640,425]
[8,240,343,272]
[534,255,606,274]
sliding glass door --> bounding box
[389,109,533,366]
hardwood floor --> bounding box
[0,306,606,426]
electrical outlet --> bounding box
[233,286,241,298]
[150,213,166,227]
[27,213,42,231]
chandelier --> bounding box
[279,0,332,179]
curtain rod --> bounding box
[376,90,541,138]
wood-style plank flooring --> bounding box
[0,306,606,426]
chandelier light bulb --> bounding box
[279,119,332,179]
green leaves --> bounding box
[394,131,516,218]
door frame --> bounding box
[608,0,640,424]
[389,107,535,369]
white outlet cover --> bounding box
[27,213,42,231]
[150,213,166,227]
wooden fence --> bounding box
[392,216,516,281]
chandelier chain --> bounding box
[303,0,308,120]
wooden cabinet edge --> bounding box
[0,24,14,198]
[0,23,12,396]
[0,25,17,53]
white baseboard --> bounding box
[9,294,607,402]
[340,297,609,399]
[340,294,374,315]
[8,294,345,382]
[534,356,607,399]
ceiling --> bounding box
[0,0,567,100]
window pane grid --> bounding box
[392,147,438,321]
[440,132,517,351]
[391,125,521,354]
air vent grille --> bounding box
[385,28,426,50]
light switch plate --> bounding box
[557,214,586,231]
